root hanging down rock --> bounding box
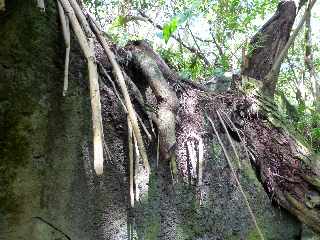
[88,16,150,173]
[130,46,179,176]
[58,0,104,175]
[128,116,135,208]
[57,1,70,96]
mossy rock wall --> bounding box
[0,1,92,239]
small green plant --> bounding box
[159,48,214,80]
[290,103,320,153]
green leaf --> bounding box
[162,17,179,43]
[312,128,320,139]
[111,15,126,28]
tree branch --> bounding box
[138,11,210,66]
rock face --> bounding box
[0,1,311,240]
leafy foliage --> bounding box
[162,17,179,43]
[159,48,214,80]
[295,105,320,152]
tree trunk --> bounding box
[1,1,320,240]
[241,0,296,97]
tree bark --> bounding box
[241,0,296,96]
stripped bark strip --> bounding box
[207,115,265,240]
[89,16,150,172]
[58,0,104,175]
[128,116,134,208]
[57,1,70,96]
[217,110,241,169]
[187,141,197,178]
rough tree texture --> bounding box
[1,1,320,240]
[241,0,296,96]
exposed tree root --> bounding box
[57,1,70,96]
[217,110,241,169]
[89,16,150,173]
[130,46,178,176]
[58,0,104,175]
[126,40,208,92]
[99,65,152,141]
[128,116,134,208]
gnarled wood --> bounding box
[129,43,178,164]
